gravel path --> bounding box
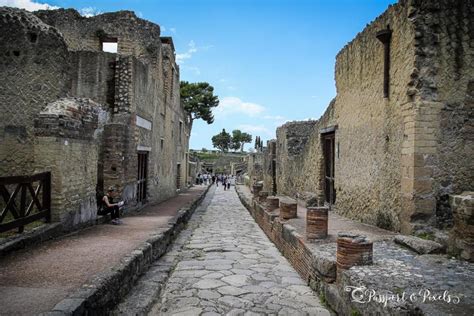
[149,186,330,315]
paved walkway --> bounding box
[236,185,474,316]
[0,186,207,315]
[149,186,330,315]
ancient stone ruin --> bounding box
[0,7,192,230]
[248,0,473,248]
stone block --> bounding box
[252,183,263,199]
[336,232,373,270]
[279,198,297,220]
[258,191,269,203]
[306,206,328,239]
[450,192,474,262]
[394,235,444,254]
[266,196,280,211]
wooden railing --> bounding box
[0,172,51,233]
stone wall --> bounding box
[247,152,264,184]
[0,7,69,176]
[449,192,474,262]
[262,140,276,195]
[33,98,104,228]
[265,0,473,234]
[34,9,160,58]
[275,120,317,198]
[416,0,474,229]
[1,8,191,231]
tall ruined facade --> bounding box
[254,0,473,235]
[0,8,191,229]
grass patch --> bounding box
[416,232,435,241]
[319,291,328,307]
[351,309,362,316]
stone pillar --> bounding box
[280,198,297,220]
[267,196,280,211]
[258,191,269,203]
[252,183,263,199]
[400,101,442,234]
[450,192,474,262]
[336,233,373,270]
[306,206,329,239]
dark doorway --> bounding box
[323,132,335,205]
[176,163,181,190]
[137,152,148,203]
[271,159,277,195]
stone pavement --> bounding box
[236,185,474,316]
[0,186,207,315]
[146,185,330,315]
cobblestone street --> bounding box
[127,185,330,315]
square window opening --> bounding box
[102,41,118,53]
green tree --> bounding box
[211,129,231,153]
[240,132,252,152]
[180,81,219,128]
[231,130,252,152]
[231,130,243,152]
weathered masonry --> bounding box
[0,8,192,230]
[250,0,473,241]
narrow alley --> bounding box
[116,186,330,315]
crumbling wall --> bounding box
[276,120,317,198]
[449,192,474,261]
[417,0,474,229]
[274,1,415,231]
[262,140,276,194]
[34,98,104,228]
[69,51,117,107]
[247,153,264,184]
[1,7,190,232]
[0,7,69,176]
[34,9,160,58]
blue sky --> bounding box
[3,0,397,150]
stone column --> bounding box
[306,206,329,239]
[400,101,442,234]
[336,232,373,270]
[258,191,269,203]
[267,196,280,211]
[450,192,474,262]
[279,198,297,220]
[252,183,263,199]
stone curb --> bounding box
[42,185,210,315]
[0,212,128,258]
[236,185,425,316]
[0,222,63,257]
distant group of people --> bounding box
[196,173,236,190]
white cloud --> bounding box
[238,124,274,137]
[176,41,212,64]
[0,0,59,11]
[170,27,176,33]
[263,115,285,120]
[161,25,166,32]
[181,65,201,75]
[176,40,197,64]
[215,97,266,118]
[79,7,101,17]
